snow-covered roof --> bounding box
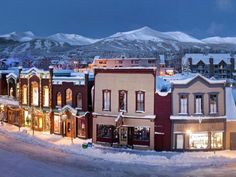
[156,76,171,94]
[182,53,233,65]
[225,87,236,120]
[170,115,226,120]
[170,73,226,85]
[21,67,49,75]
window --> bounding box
[77,93,83,109]
[66,89,72,106]
[10,87,14,97]
[54,115,61,134]
[180,95,188,114]
[43,86,49,107]
[57,92,62,107]
[195,95,203,114]
[31,82,39,106]
[119,90,127,112]
[23,85,28,104]
[97,124,113,139]
[136,91,145,112]
[133,127,150,141]
[209,94,217,114]
[211,132,223,149]
[103,90,111,111]
[189,133,209,149]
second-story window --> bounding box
[136,91,145,112]
[195,95,203,114]
[66,89,73,106]
[180,95,188,114]
[31,82,39,106]
[210,94,217,114]
[119,90,127,112]
[57,92,62,107]
[103,90,111,111]
[77,93,83,109]
[43,86,49,107]
[23,85,28,104]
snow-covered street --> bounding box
[1,124,236,177]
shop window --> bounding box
[77,93,83,109]
[54,115,61,134]
[57,92,62,107]
[211,132,223,149]
[209,94,217,114]
[102,90,111,111]
[78,119,86,137]
[66,89,73,106]
[10,87,14,97]
[119,90,127,112]
[31,82,39,106]
[136,91,145,112]
[180,95,188,114]
[97,124,113,139]
[133,127,150,141]
[195,95,203,114]
[189,133,209,149]
[43,86,49,107]
[23,85,28,104]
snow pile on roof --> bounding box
[225,87,236,120]
[156,77,171,95]
[182,53,233,65]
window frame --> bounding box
[65,88,73,106]
[31,81,39,106]
[208,93,219,115]
[118,90,128,112]
[194,93,204,115]
[102,89,111,111]
[22,85,28,105]
[135,91,145,113]
[77,92,83,110]
[178,93,189,115]
[56,92,62,107]
[43,86,49,107]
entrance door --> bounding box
[128,127,134,147]
[119,127,128,145]
[65,119,72,137]
[176,134,184,150]
[230,132,236,150]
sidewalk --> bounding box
[1,123,236,167]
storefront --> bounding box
[172,119,225,151]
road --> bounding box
[0,133,236,177]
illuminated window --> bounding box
[136,91,145,112]
[43,86,49,107]
[76,93,83,109]
[66,89,72,106]
[23,85,28,104]
[211,132,223,149]
[189,133,209,149]
[31,82,39,106]
[57,92,62,107]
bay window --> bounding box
[136,91,145,112]
[119,90,127,112]
[102,90,111,111]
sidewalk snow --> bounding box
[1,123,236,168]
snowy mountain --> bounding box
[48,33,99,45]
[202,36,236,44]
[1,26,236,61]
[0,31,35,42]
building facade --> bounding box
[93,68,156,149]
[182,53,235,79]
[170,74,226,151]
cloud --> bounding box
[215,0,233,11]
[207,22,224,36]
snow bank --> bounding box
[1,124,236,167]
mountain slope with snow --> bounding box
[0,31,35,42]
[49,33,99,45]
[202,36,236,44]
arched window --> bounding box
[31,82,39,106]
[43,86,49,107]
[10,87,14,97]
[57,92,62,107]
[77,93,82,109]
[66,89,72,106]
[22,85,28,104]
